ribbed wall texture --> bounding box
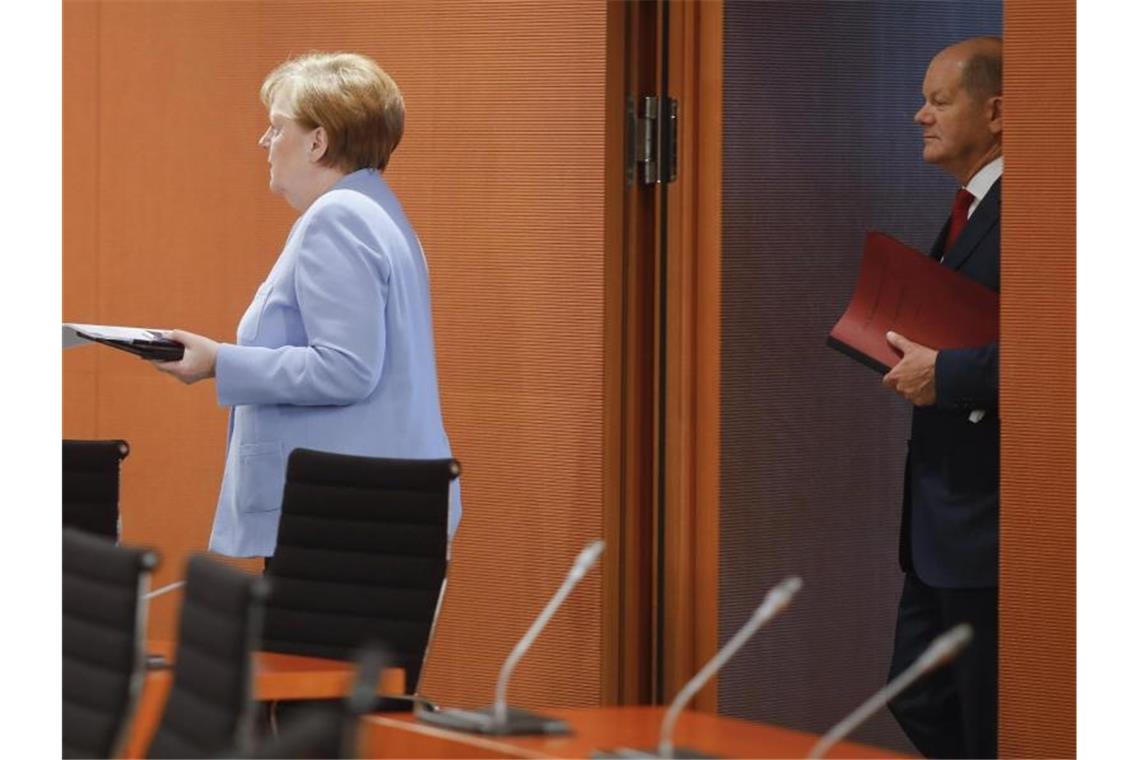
[719,2,1000,753]
[999,2,1076,756]
[63,0,607,710]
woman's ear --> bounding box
[307,126,329,162]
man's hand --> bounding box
[151,329,219,385]
[882,331,937,406]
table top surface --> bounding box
[361,705,912,759]
[146,639,405,700]
[121,640,406,758]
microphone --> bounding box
[807,623,973,759]
[417,539,605,735]
[140,580,189,669]
[493,539,605,724]
[594,576,804,759]
[144,580,186,600]
[659,576,803,759]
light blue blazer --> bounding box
[209,169,460,557]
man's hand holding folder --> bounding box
[827,231,997,419]
[882,330,938,406]
[827,231,998,380]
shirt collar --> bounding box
[965,156,1003,204]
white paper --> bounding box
[63,322,170,350]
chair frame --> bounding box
[114,564,155,758]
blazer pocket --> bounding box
[236,441,284,513]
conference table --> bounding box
[121,640,405,759]
[357,705,911,759]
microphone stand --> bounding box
[593,576,803,759]
[145,580,185,600]
[493,539,605,725]
[659,577,803,759]
[807,623,973,759]
[417,539,605,735]
[142,580,187,669]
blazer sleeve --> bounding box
[215,202,389,407]
[934,342,998,411]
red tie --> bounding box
[945,188,974,254]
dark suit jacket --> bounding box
[900,179,1000,589]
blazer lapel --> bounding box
[941,179,1001,271]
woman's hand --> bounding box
[152,329,219,385]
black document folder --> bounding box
[63,323,185,361]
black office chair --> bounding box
[146,554,270,759]
[62,528,157,759]
[261,448,458,700]
[63,439,129,540]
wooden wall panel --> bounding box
[1001,2,1077,756]
[663,0,722,713]
[62,0,99,438]
[63,0,608,710]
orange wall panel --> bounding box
[62,0,99,440]
[1001,1,1077,757]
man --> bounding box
[881,37,1002,759]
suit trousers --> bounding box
[887,573,997,759]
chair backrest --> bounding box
[262,448,457,694]
[63,439,129,539]
[146,554,269,759]
[62,527,157,759]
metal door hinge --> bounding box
[628,95,678,186]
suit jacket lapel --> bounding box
[931,217,951,260]
[941,178,1001,271]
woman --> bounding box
[155,52,460,558]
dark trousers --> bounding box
[887,573,997,759]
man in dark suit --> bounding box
[881,37,1003,759]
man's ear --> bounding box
[307,126,329,163]
[987,94,1003,137]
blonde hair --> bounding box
[260,52,405,172]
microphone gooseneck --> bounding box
[144,580,186,600]
[491,539,605,727]
[657,575,804,759]
[807,623,973,759]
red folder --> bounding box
[827,231,998,374]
